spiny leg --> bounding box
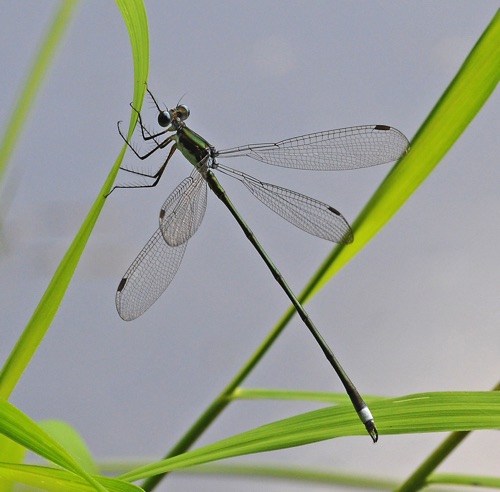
[145,86,165,115]
[117,120,174,161]
[108,143,177,194]
[129,99,170,143]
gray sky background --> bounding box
[0,2,499,491]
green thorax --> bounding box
[175,125,213,169]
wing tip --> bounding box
[117,277,128,293]
[116,277,137,321]
[341,229,354,245]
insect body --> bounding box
[114,88,410,442]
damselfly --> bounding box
[113,88,410,442]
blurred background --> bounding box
[0,1,498,490]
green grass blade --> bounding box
[0,1,80,187]
[0,401,108,492]
[0,463,143,492]
[299,9,500,303]
[121,391,500,483]
[115,0,150,131]
[0,0,150,400]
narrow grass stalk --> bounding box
[397,430,471,492]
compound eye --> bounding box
[157,110,172,127]
[176,105,190,121]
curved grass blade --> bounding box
[115,0,151,139]
[120,391,500,483]
[0,0,150,399]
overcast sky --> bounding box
[0,2,499,491]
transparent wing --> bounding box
[217,165,353,244]
[116,229,187,321]
[160,168,207,246]
[116,170,207,321]
[217,125,409,170]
